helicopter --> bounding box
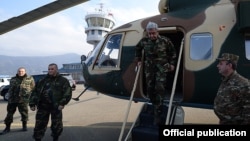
[81,0,250,108]
[80,0,250,136]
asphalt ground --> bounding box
[0,84,219,141]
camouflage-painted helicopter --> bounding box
[81,0,250,126]
[1,0,249,139]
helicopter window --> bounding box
[95,34,122,68]
[190,33,212,60]
[245,36,250,60]
[84,38,105,66]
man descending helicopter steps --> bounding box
[135,21,177,125]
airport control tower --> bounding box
[85,3,116,48]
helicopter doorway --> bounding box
[140,28,184,102]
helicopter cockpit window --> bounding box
[190,33,213,60]
[95,34,122,68]
[245,35,250,60]
[84,38,105,67]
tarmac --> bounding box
[0,84,219,141]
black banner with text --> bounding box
[159,125,249,140]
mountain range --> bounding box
[0,53,81,76]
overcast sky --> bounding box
[0,0,159,56]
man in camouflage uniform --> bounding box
[214,53,250,124]
[0,67,35,135]
[135,21,177,125]
[29,63,72,141]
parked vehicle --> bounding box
[0,77,11,88]
[1,73,76,101]
[60,73,76,90]
[0,85,10,101]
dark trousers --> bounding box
[33,105,63,140]
[4,102,29,124]
[145,70,167,106]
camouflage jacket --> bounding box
[8,74,35,103]
[29,73,72,108]
[214,71,250,124]
[135,35,177,72]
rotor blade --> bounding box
[0,0,89,35]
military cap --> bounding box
[217,53,239,63]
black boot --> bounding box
[53,136,59,141]
[153,111,161,126]
[153,105,162,126]
[0,123,11,135]
[22,121,27,131]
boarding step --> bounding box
[131,103,184,141]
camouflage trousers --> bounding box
[33,103,63,140]
[145,69,167,106]
[4,102,29,124]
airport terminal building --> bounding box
[59,63,84,83]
